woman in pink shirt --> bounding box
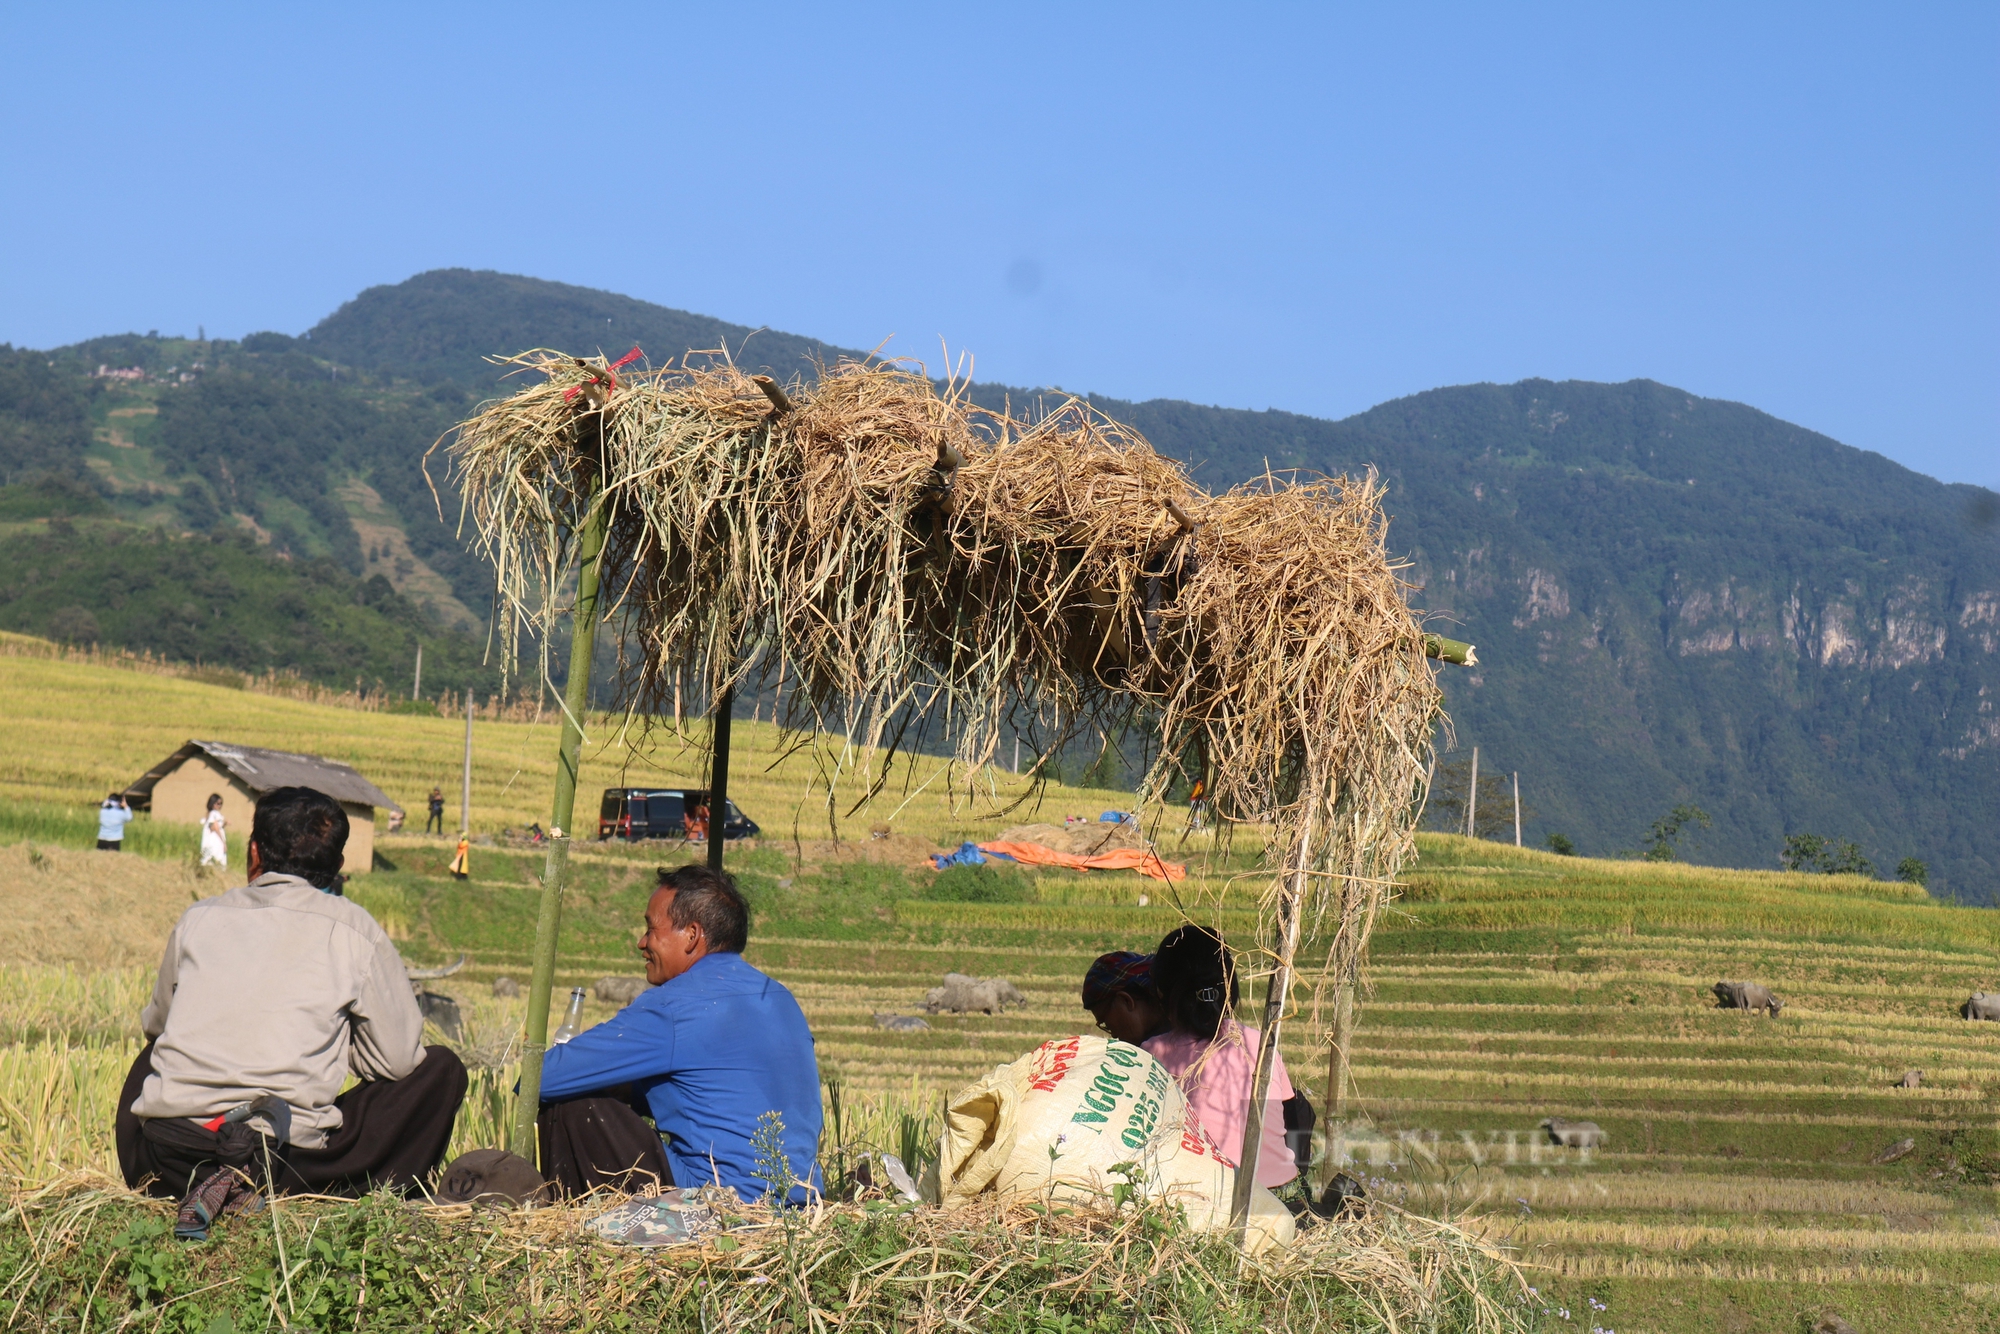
[1140,925,1299,1189]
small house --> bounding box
[126,740,403,873]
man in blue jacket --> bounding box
[536,864,821,1201]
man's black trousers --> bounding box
[537,1096,674,1198]
[115,1042,467,1199]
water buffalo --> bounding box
[1539,1117,1607,1149]
[1962,992,2000,1021]
[1712,981,1784,1016]
[404,953,468,1039]
[924,972,1027,1015]
[1896,1069,1923,1088]
[594,976,649,1006]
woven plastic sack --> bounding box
[923,1035,1294,1252]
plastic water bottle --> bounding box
[551,987,587,1044]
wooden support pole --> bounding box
[1326,982,1354,1118]
[509,460,611,1162]
[708,686,733,874]
[1230,806,1313,1239]
[1513,771,1522,847]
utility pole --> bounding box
[412,644,423,700]
[1466,746,1479,839]
[1513,771,1521,847]
[460,693,474,834]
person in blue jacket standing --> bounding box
[535,864,822,1201]
[97,792,134,851]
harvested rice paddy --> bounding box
[1,659,1996,1330]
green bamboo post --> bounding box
[508,482,612,1162]
[1423,634,1477,666]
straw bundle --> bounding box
[445,351,1442,974]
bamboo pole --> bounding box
[1422,634,1477,665]
[1322,979,1354,1161]
[1230,802,1313,1239]
[509,459,611,1162]
[1320,988,1352,1120]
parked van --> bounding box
[597,788,759,842]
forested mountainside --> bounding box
[2,270,1993,899]
[1082,382,2000,900]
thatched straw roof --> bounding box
[443,351,1443,978]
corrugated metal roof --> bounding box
[127,740,402,816]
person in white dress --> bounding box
[199,793,228,869]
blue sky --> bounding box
[2,3,1994,488]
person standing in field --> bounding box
[447,835,470,880]
[97,792,134,851]
[198,794,227,869]
[425,787,446,836]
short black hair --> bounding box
[251,787,349,889]
[655,864,750,954]
[1152,924,1239,1041]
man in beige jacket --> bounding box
[115,786,466,1199]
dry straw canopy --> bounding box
[447,351,1442,965]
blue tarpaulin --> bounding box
[930,841,1022,869]
[1099,811,1133,824]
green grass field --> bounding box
[1,651,1996,1331]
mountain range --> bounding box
[2,269,1994,900]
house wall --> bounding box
[339,801,376,872]
[150,756,377,873]
[152,757,257,835]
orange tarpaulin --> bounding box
[978,840,1187,883]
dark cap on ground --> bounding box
[437,1148,549,1207]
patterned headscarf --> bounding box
[1081,951,1155,1009]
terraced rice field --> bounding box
[299,831,1997,1330]
[2,656,1996,1329]
[754,840,1999,1332]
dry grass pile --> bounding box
[0,844,218,971]
[0,1171,1533,1333]
[448,353,1442,980]
[997,820,1150,856]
